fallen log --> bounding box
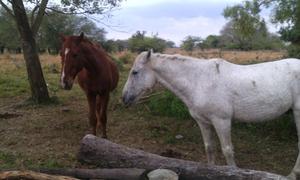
[0,170,79,180]
[78,134,288,180]
[38,168,147,180]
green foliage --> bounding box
[223,1,262,39]
[39,13,106,53]
[0,8,20,50]
[233,112,296,142]
[180,36,202,52]
[0,151,20,169]
[219,20,284,50]
[202,35,220,48]
[58,0,122,14]
[222,1,285,50]
[110,55,124,71]
[147,90,190,120]
[287,44,300,58]
[0,71,29,97]
[223,0,300,53]
[128,31,170,53]
[118,51,135,64]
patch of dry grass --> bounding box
[165,48,286,64]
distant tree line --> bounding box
[222,0,300,58]
[180,20,284,52]
[4,0,300,55]
[0,8,106,54]
[0,6,175,54]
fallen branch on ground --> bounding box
[0,170,79,180]
[78,134,288,180]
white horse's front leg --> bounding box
[196,119,216,165]
[288,108,300,179]
[211,117,236,166]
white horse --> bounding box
[122,50,300,179]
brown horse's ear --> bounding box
[60,34,66,42]
[79,32,84,42]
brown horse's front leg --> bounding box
[96,93,110,138]
[87,93,97,135]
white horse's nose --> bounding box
[122,92,135,106]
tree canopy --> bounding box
[128,31,173,53]
[223,0,300,56]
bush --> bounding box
[128,31,168,53]
[147,90,190,120]
[287,44,300,58]
[110,55,124,71]
[118,51,135,64]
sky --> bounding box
[100,0,277,46]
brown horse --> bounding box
[60,33,119,138]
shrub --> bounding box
[110,55,124,71]
[287,44,300,58]
[118,51,135,64]
[147,90,190,120]
[128,31,168,53]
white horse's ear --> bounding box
[146,49,153,59]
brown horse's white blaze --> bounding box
[60,33,119,138]
[60,48,70,89]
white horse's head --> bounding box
[122,50,157,105]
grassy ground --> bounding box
[0,51,297,176]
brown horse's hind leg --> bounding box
[96,93,110,138]
[87,93,97,135]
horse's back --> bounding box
[225,58,300,122]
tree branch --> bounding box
[30,4,39,27]
[0,0,14,18]
[31,0,48,37]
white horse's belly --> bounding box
[233,98,292,122]
[231,81,293,122]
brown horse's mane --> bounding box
[79,37,114,62]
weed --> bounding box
[0,71,29,97]
[118,51,135,64]
[0,151,19,169]
[147,90,190,120]
[110,56,124,71]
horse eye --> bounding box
[132,70,138,75]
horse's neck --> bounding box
[151,55,204,106]
[81,45,103,74]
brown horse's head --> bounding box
[60,33,85,90]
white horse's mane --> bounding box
[153,53,218,62]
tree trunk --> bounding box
[78,135,287,180]
[11,0,49,103]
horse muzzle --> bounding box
[122,93,136,106]
[61,80,73,90]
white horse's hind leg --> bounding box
[289,107,300,179]
[196,120,216,165]
[211,117,236,166]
